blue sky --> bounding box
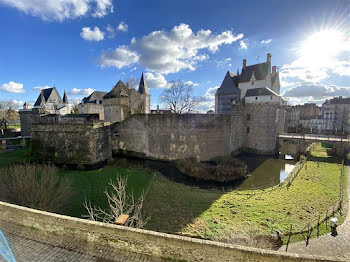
[1,0,350,110]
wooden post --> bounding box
[325,210,328,227]
[20,138,26,147]
[286,224,292,252]
[317,214,320,238]
[1,140,6,150]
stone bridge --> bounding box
[278,134,350,156]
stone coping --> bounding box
[0,200,346,262]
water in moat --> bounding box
[235,154,295,190]
[116,154,295,190]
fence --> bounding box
[284,159,345,251]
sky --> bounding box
[1,0,350,111]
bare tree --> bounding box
[0,101,19,133]
[160,81,203,113]
[84,175,148,228]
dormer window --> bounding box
[251,81,255,85]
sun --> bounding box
[299,29,346,68]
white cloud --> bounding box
[198,86,219,112]
[144,72,168,89]
[0,81,25,93]
[117,22,128,32]
[69,88,95,96]
[80,26,104,41]
[261,39,272,45]
[239,40,248,50]
[10,100,24,109]
[99,46,139,68]
[33,85,51,91]
[0,0,113,21]
[184,81,198,87]
[106,24,115,38]
[280,30,350,84]
[282,82,350,99]
[99,23,243,74]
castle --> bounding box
[215,53,284,113]
[19,87,71,136]
[29,55,286,165]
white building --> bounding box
[215,53,283,113]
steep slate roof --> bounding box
[103,80,129,99]
[63,91,69,104]
[34,87,63,106]
[239,62,270,83]
[216,71,240,95]
[138,73,149,94]
[245,87,279,97]
[82,91,108,104]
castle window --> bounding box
[255,97,258,100]
[246,114,251,121]
[251,81,255,85]
[246,127,250,134]
[270,96,273,100]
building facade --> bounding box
[77,91,107,120]
[215,53,283,114]
[19,87,71,136]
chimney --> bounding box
[243,59,247,69]
[267,53,272,63]
[272,65,277,74]
[126,82,129,88]
[157,105,159,113]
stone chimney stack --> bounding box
[272,65,277,74]
[243,59,247,69]
[267,53,272,63]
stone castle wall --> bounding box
[30,103,282,164]
[111,112,245,161]
[31,121,111,165]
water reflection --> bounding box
[237,157,295,190]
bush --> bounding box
[175,156,247,182]
[0,164,72,212]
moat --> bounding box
[116,154,296,190]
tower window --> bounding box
[246,127,250,134]
[255,97,258,100]
[246,114,251,121]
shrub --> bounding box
[0,164,72,212]
[175,156,247,182]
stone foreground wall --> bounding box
[0,201,343,262]
[31,122,111,165]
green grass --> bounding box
[144,142,346,245]
[0,147,153,219]
[0,146,32,166]
[58,167,152,218]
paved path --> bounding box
[278,166,350,260]
[279,134,350,142]
[0,221,164,262]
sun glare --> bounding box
[300,29,346,68]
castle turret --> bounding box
[63,91,69,104]
[138,72,149,95]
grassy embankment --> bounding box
[144,142,347,245]
[0,145,153,218]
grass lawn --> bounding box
[0,146,153,219]
[0,147,32,166]
[58,167,153,218]
[144,142,346,245]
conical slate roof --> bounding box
[103,80,129,99]
[138,73,149,94]
[63,91,69,104]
